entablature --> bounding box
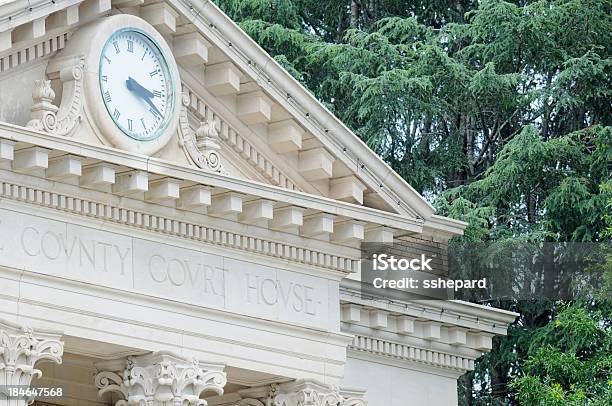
[338,281,518,376]
[0,124,430,279]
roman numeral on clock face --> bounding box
[100,29,171,140]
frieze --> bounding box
[0,178,358,274]
[0,206,336,329]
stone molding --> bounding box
[349,334,474,372]
[47,54,84,137]
[95,351,227,406]
[0,319,64,405]
[0,32,70,74]
[0,123,423,233]
[178,92,226,174]
[0,175,359,273]
[26,79,58,132]
[339,284,518,335]
[181,85,300,191]
[338,285,518,373]
[25,54,84,137]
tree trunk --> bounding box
[459,373,474,406]
[350,0,359,28]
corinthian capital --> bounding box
[0,319,64,404]
[271,380,367,406]
[95,351,227,406]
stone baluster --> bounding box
[0,319,64,406]
[95,351,227,406]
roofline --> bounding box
[190,0,436,219]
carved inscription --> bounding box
[245,274,317,315]
[147,254,226,295]
[20,226,131,274]
[0,208,331,328]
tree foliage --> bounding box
[213,0,612,404]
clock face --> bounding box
[99,28,174,141]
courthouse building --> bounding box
[0,1,518,405]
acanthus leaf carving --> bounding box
[238,381,366,406]
[95,351,227,406]
[0,319,64,406]
[27,55,84,137]
[26,79,58,132]
[178,92,227,174]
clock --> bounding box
[61,14,181,155]
[99,28,174,142]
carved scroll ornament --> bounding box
[178,93,226,174]
[26,56,84,137]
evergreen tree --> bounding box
[213,0,612,403]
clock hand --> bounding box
[125,77,163,118]
[126,77,154,99]
[143,95,163,118]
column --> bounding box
[238,379,368,406]
[0,319,64,406]
[95,350,227,406]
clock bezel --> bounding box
[98,27,176,142]
[75,15,181,155]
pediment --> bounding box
[0,0,464,238]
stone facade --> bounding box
[0,1,517,405]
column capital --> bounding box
[241,379,367,406]
[0,319,64,404]
[95,350,227,406]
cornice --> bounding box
[0,122,424,233]
[348,334,475,374]
[175,0,436,220]
[0,31,70,73]
[340,281,518,333]
[0,169,359,273]
[347,348,470,379]
[0,0,81,32]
